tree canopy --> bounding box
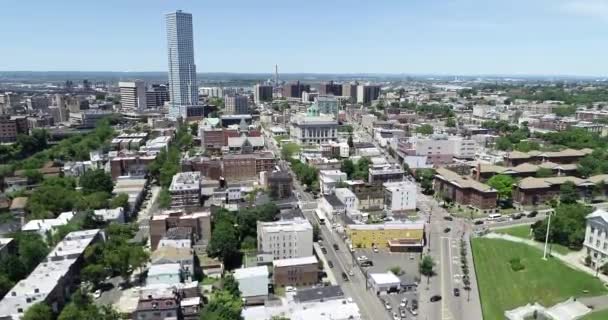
[532,203,592,250]
[487,174,515,200]
[80,169,114,195]
[415,124,434,135]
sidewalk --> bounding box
[484,233,608,284]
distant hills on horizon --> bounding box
[0,70,605,83]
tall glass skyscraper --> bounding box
[165,10,198,118]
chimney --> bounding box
[476,162,481,181]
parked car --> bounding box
[333,243,339,250]
[527,210,538,217]
[392,312,400,320]
[360,260,373,267]
[411,299,418,310]
[373,246,379,253]
[321,247,327,254]
[474,219,484,225]
[342,272,349,281]
[443,216,454,221]
[384,301,392,310]
[400,309,407,318]
[443,227,451,233]
[409,253,416,260]
[357,255,368,261]
[400,297,407,308]
[328,260,334,268]
[430,295,442,302]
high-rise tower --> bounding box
[165,10,198,118]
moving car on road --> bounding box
[454,288,460,297]
[327,260,334,268]
[430,295,442,302]
[333,243,339,250]
[341,272,349,281]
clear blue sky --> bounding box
[2,0,608,75]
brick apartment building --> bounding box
[149,210,211,251]
[504,148,593,167]
[273,256,319,288]
[434,168,498,212]
[185,152,275,182]
[512,175,608,207]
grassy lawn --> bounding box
[494,225,573,255]
[495,225,532,239]
[472,238,607,320]
[582,309,608,320]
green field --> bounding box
[583,309,608,320]
[495,225,532,239]
[494,225,572,255]
[472,238,607,320]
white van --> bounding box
[487,213,502,221]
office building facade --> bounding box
[224,94,249,115]
[119,80,147,111]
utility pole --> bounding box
[542,211,553,260]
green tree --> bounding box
[495,136,513,151]
[312,223,320,242]
[22,303,53,320]
[341,159,355,179]
[80,169,114,195]
[16,233,49,272]
[536,167,553,178]
[200,289,243,320]
[281,143,300,160]
[223,274,241,298]
[416,169,436,194]
[420,255,435,285]
[207,219,241,269]
[445,117,456,127]
[190,122,199,137]
[109,193,129,211]
[81,264,108,289]
[560,181,579,204]
[532,203,592,250]
[416,124,434,135]
[487,174,514,200]
[0,274,13,299]
[158,188,172,209]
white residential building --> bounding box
[334,188,357,212]
[93,207,125,224]
[318,170,347,195]
[383,181,417,213]
[0,229,102,319]
[584,209,608,267]
[257,218,313,264]
[233,266,269,301]
[21,211,75,239]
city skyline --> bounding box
[2,0,608,76]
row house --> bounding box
[434,168,498,212]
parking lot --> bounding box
[353,247,422,319]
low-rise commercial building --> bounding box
[346,222,424,252]
[368,166,404,185]
[233,266,269,304]
[368,272,401,295]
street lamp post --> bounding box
[542,211,553,260]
